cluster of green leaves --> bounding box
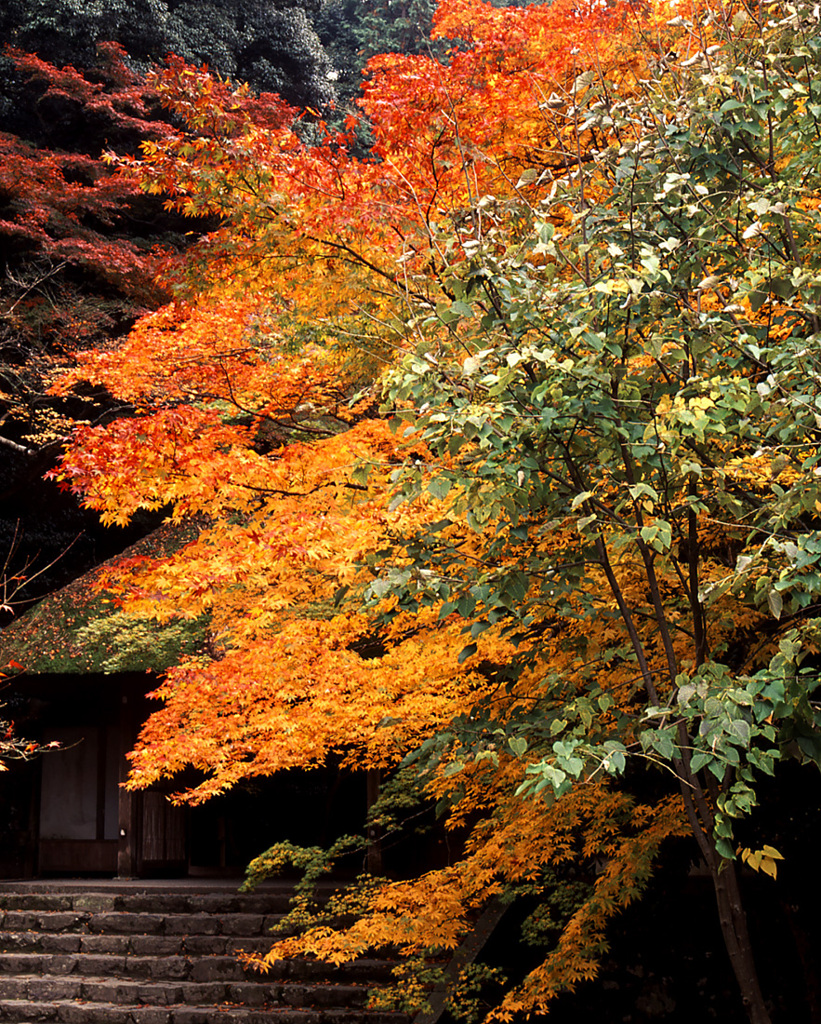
[377,0,821,883]
[0,587,209,675]
[74,611,210,674]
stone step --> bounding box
[0,892,296,917]
[0,954,249,983]
[0,932,275,958]
[0,951,397,984]
[0,912,284,938]
[0,1000,407,1023]
[0,975,370,1009]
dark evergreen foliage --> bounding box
[314,0,442,113]
[0,0,335,130]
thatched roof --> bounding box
[0,523,209,675]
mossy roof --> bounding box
[0,522,209,675]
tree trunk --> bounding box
[709,857,772,1024]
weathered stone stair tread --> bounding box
[0,951,397,983]
[0,932,277,957]
[0,913,285,936]
[0,894,295,915]
[0,974,370,1005]
[0,1000,407,1023]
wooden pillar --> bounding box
[116,693,140,879]
[96,726,107,843]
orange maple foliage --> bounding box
[47,0,770,1018]
[100,0,677,320]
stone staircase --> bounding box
[0,882,410,1024]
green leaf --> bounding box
[640,521,672,552]
[509,736,528,758]
[715,837,736,860]
[652,729,676,760]
[729,719,751,746]
[458,643,478,664]
[427,477,452,500]
[572,491,594,510]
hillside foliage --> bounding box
[0,0,334,119]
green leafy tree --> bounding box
[370,6,821,1022]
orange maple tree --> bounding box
[46,0,821,1021]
